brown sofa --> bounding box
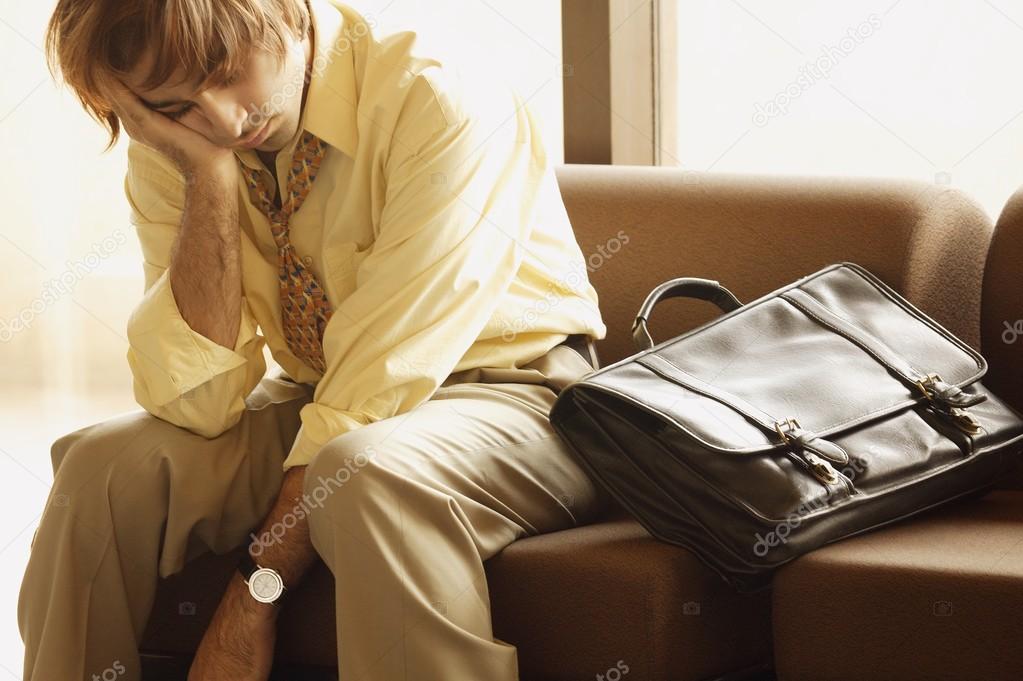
[139,165,1013,680]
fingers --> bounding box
[95,72,150,138]
[95,72,128,113]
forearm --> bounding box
[246,465,320,589]
[191,467,309,680]
[169,163,242,348]
[195,465,317,676]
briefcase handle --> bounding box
[632,277,744,352]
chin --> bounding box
[258,122,291,152]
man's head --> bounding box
[46,0,314,152]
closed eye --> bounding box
[161,103,195,120]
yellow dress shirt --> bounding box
[123,0,606,471]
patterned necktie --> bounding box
[239,130,333,374]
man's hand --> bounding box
[187,571,278,681]
[188,466,320,681]
[97,74,235,179]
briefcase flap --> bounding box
[582,263,987,454]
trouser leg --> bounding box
[303,343,611,681]
[17,375,311,681]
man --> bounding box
[20,0,611,679]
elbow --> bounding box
[125,330,266,439]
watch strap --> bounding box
[237,550,259,580]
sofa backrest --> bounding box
[983,187,1023,490]
[554,165,994,367]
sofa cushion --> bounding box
[487,517,772,681]
[772,490,1023,681]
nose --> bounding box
[196,91,248,143]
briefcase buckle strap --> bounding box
[774,417,849,486]
[801,451,842,486]
[914,372,986,409]
[773,418,848,463]
[915,373,985,434]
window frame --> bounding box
[561,0,678,165]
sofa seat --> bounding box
[140,504,773,681]
[486,509,772,681]
[772,490,1023,681]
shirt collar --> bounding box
[235,0,361,170]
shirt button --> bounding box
[302,255,314,267]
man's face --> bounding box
[123,29,311,153]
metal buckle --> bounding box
[948,407,983,435]
[803,451,841,485]
[774,417,800,444]
[914,372,942,400]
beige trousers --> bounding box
[18,339,612,681]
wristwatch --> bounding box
[237,551,288,606]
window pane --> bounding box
[675,0,1023,218]
[365,0,564,163]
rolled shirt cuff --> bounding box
[126,268,259,406]
[282,404,371,472]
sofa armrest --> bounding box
[984,187,1023,490]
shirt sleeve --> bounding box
[281,72,542,471]
[124,140,268,438]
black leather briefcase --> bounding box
[550,262,1023,591]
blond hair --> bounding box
[46,0,310,149]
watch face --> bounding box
[249,568,284,603]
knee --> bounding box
[303,424,464,534]
[304,433,379,494]
[50,422,118,484]
[49,430,78,478]
[48,411,163,494]
[48,419,120,478]
[302,431,458,569]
